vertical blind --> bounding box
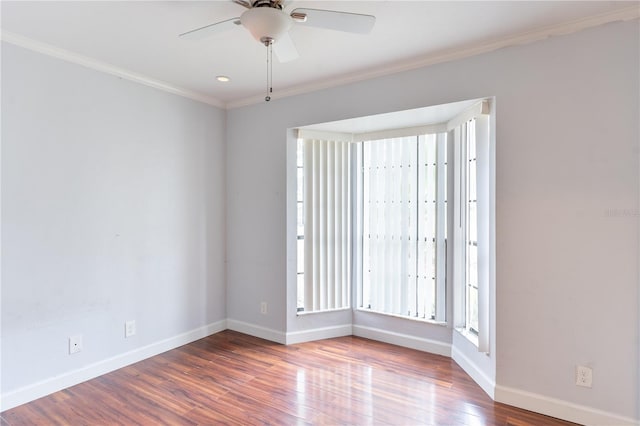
[363,136,418,316]
[300,133,352,312]
[362,134,446,319]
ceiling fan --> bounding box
[179,0,376,101]
[180,0,376,62]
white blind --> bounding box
[361,134,446,319]
[302,137,351,312]
[363,136,417,315]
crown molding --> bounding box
[226,4,640,109]
[0,30,225,109]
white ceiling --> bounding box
[301,98,480,134]
[1,1,638,108]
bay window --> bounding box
[295,99,492,349]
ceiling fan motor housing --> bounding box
[251,0,283,10]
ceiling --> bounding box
[301,98,480,134]
[1,1,638,108]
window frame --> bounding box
[451,101,491,351]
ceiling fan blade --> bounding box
[273,32,299,63]
[233,0,252,9]
[291,8,375,34]
[179,17,241,40]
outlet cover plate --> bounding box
[125,320,136,338]
[576,365,593,388]
[69,335,83,354]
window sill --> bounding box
[296,306,352,317]
[356,307,447,326]
[455,327,479,347]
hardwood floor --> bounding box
[2,330,577,425]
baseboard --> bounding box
[451,344,496,399]
[7,320,632,426]
[495,385,639,426]
[0,320,227,412]
[225,319,287,344]
[285,324,353,344]
[352,324,451,357]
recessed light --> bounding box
[216,75,231,82]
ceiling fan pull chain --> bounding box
[264,38,272,102]
[269,41,273,97]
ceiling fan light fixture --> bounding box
[240,7,293,44]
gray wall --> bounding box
[1,43,227,394]
[226,20,638,420]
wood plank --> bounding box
[2,330,578,426]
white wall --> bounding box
[1,42,227,406]
[492,20,639,423]
[226,20,638,422]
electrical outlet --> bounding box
[260,302,268,315]
[576,365,593,388]
[69,335,83,354]
[125,320,136,338]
